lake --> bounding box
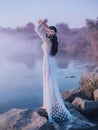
[0,60,86,114]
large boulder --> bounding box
[62,88,88,102]
[62,67,98,102]
[72,97,98,121]
[79,67,98,99]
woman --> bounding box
[35,19,72,126]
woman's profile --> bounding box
[35,19,72,126]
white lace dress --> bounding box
[35,24,72,125]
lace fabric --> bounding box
[43,54,72,125]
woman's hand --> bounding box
[37,19,48,25]
[37,19,49,31]
[42,19,50,31]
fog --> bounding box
[0,33,42,67]
[0,32,43,103]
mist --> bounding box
[0,32,43,103]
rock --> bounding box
[62,88,88,102]
[37,108,48,119]
[63,101,97,130]
[62,67,98,102]
[70,76,76,78]
[79,67,98,99]
[84,100,98,121]
[94,89,98,101]
[72,97,85,110]
[62,90,72,100]
[0,108,54,130]
[72,97,98,121]
[85,101,98,113]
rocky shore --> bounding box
[0,67,98,130]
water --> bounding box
[0,33,87,114]
[58,62,86,92]
[0,60,86,114]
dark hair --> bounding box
[48,26,58,56]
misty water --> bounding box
[0,33,87,114]
[0,60,86,114]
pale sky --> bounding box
[0,0,98,28]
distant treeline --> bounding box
[0,17,98,67]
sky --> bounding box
[0,0,98,28]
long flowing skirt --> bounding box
[42,54,72,125]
